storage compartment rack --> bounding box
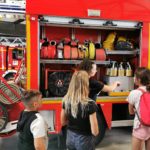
[39,16,141,98]
[40,59,115,65]
[106,49,139,55]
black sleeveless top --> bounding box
[17,111,38,150]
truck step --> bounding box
[112,120,133,127]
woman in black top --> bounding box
[79,59,120,101]
[61,71,99,150]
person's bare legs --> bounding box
[132,136,144,150]
[145,138,150,150]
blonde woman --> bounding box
[61,71,99,150]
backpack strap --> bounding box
[134,88,146,123]
[138,88,146,93]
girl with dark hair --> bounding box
[127,67,150,150]
[79,59,120,101]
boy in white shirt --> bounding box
[17,90,48,150]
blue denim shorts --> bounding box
[66,129,95,150]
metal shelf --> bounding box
[106,49,139,55]
[40,50,139,65]
[40,59,113,65]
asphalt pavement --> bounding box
[0,127,132,150]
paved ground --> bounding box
[97,127,132,150]
[0,127,132,150]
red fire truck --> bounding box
[1,0,150,145]
[0,2,26,137]
[0,37,26,136]
[25,0,150,144]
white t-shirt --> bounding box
[30,113,48,149]
[127,86,146,129]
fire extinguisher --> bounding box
[48,40,56,59]
[40,38,49,58]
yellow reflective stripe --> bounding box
[42,100,62,104]
[26,15,31,89]
[42,98,127,104]
[96,99,126,103]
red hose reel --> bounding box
[44,69,72,97]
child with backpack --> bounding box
[127,67,150,150]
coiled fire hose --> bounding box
[64,45,71,59]
[0,78,22,105]
[89,42,95,59]
[71,40,78,59]
[48,40,56,58]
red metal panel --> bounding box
[40,103,62,133]
[141,22,149,67]
[99,103,112,129]
[29,15,39,89]
[27,0,150,22]
[8,102,24,122]
[45,27,70,41]
[75,28,99,43]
